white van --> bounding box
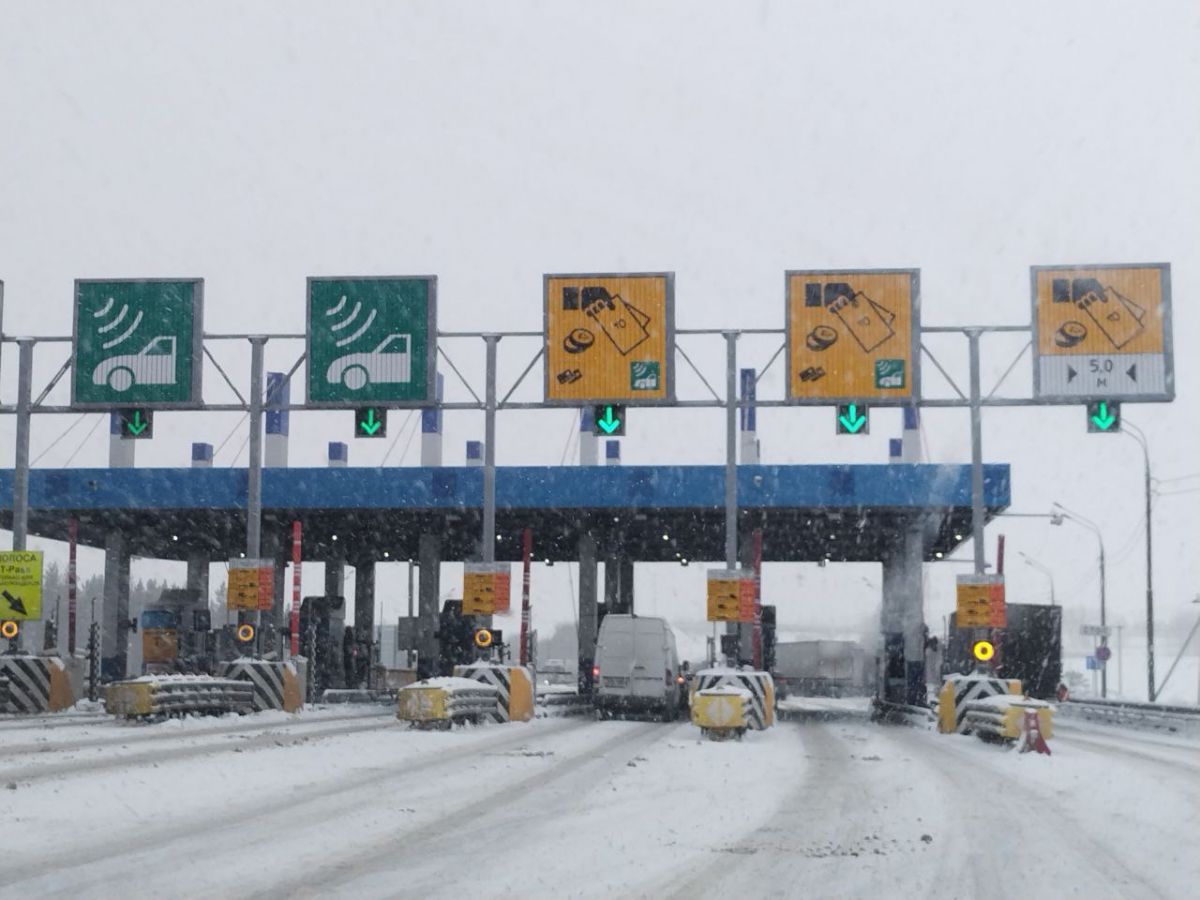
[593,614,687,720]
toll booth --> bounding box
[139,588,211,675]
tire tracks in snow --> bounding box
[6,717,590,894]
[260,719,674,899]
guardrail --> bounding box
[1060,698,1200,733]
[105,676,256,719]
[536,690,591,718]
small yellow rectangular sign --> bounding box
[1033,264,1168,357]
[786,269,919,403]
[956,577,1005,629]
[544,273,673,404]
[0,550,44,621]
[707,570,753,623]
[463,564,511,617]
[227,561,273,612]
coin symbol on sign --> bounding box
[563,328,595,354]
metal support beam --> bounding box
[967,330,985,575]
[246,337,266,560]
[12,339,33,551]
[482,335,499,563]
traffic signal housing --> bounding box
[355,407,387,438]
[592,404,626,436]
[1086,401,1120,433]
[118,408,153,439]
[836,403,869,435]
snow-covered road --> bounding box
[1,706,1195,899]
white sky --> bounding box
[1,1,1198,670]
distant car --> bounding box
[92,335,177,392]
[325,333,412,391]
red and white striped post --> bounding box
[290,521,302,659]
[520,527,532,666]
[68,517,78,656]
[752,528,763,670]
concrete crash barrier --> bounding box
[452,662,536,722]
[535,686,591,718]
[937,672,1024,736]
[397,676,500,729]
[691,668,775,730]
[217,659,304,712]
[0,655,74,714]
[105,675,256,719]
[960,694,1054,745]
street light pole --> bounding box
[1051,503,1107,698]
[1122,420,1155,702]
[1018,551,1056,606]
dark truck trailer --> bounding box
[945,603,1062,700]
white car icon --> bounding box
[326,333,412,391]
[92,335,177,392]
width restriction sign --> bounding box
[227,559,274,612]
[463,563,511,617]
[955,575,1006,629]
[0,550,44,620]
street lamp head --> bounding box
[1050,513,1064,526]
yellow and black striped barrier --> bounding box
[0,655,74,714]
[690,668,775,739]
[452,662,536,723]
[397,677,500,729]
[938,673,1053,745]
[217,659,304,712]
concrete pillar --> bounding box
[740,368,760,464]
[101,532,131,680]
[579,408,598,466]
[417,533,441,677]
[328,442,347,468]
[901,405,921,462]
[108,412,134,468]
[324,556,345,599]
[350,559,375,688]
[618,557,634,614]
[420,373,444,466]
[603,553,620,611]
[605,440,620,466]
[465,440,483,467]
[265,371,289,468]
[577,533,599,694]
[191,443,213,467]
[881,518,926,704]
[186,554,210,601]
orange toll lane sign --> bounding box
[956,575,1006,629]
[227,559,275,612]
[1031,263,1173,402]
[544,273,674,405]
[786,269,920,405]
[707,569,755,623]
[463,563,511,617]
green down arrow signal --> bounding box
[360,409,383,435]
[127,411,148,435]
[838,404,867,434]
[1091,402,1116,431]
[597,406,621,435]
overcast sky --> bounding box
[2,1,1197,671]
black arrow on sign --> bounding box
[1066,365,1077,383]
[1126,363,1137,382]
[2,589,26,616]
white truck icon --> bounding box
[92,335,177,392]
[325,333,412,391]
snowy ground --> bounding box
[1,704,1196,899]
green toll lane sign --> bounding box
[836,403,869,434]
[118,408,154,439]
[72,279,204,408]
[355,407,387,438]
[307,277,437,407]
[592,404,626,436]
[1087,400,1121,432]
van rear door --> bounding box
[630,621,668,700]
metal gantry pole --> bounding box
[966,330,985,575]
[1099,539,1107,698]
[246,337,266,653]
[12,339,34,552]
[482,335,500,564]
[724,332,738,569]
[1143,443,1155,701]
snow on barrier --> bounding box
[692,685,756,740]
[535,685,590,718]
[216,658,304,712]
[452,662,535,722]
[960,694,1054,745]
[691,668,775,731]
[105,675,256,719]
[937,672,1022,735]
[1058,698,1200,736]
[0,655,74,714]
[397,676,500,729]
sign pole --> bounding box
[12,340,33,553]
[752,528,763,670]
[520,527,532,667]
[482,335,499,564]
[290,521,301,659]
[68,518,78,656]
[247,337,266,655]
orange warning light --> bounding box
[0,620,18,639]
[972,640,995,662]
[473,628,493,649]
[236,623,256,643]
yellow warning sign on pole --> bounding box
[227,559,274,612]
[956,575,1006,629]
[544,273,674,404]
[707,569,754,623]
[786,269,919,404]
[463,563,511,616]
[0,550,44,620]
